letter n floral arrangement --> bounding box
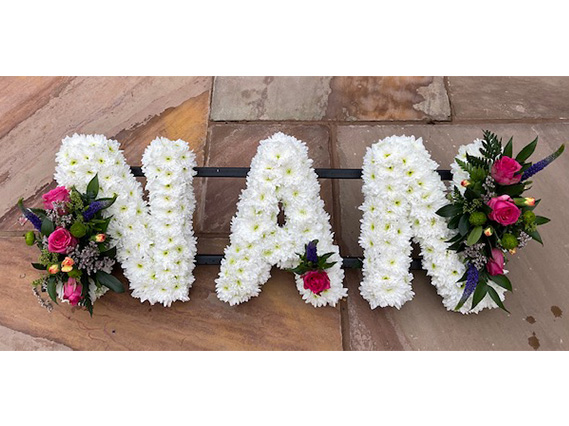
[438,131,564,312]
[18,175,124,315]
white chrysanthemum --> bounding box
[358,135,503,314]
[54,134,198,307]
[216,132,348,307]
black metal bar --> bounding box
[196,255,423,270]
[130,166,452,180]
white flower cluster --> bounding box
[358,135,493,313]
[216,132,347,307]
[54,134,197,307]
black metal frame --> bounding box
[130,166,451,270]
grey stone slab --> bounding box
[448,77,569,120]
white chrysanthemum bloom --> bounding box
[216,132,347,307]
[54,134,198,307]
[359,135,503,313]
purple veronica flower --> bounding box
[455,263,479,311]
[522,144,565,180]
[306,240,318,263]
[83,200,106,221]
[17,199,42,231]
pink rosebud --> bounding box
[486,248,505,276]
[483,227,493,237]
[302,270,331,295]
[63,278,83,306]
[487,195,521,226]
[47,227,78,254]
[461,179,470,187]
[491,156,522,185]
[48,264,60,274]
[42,186,70,211]
[95,233,106,243]
[524,197,536,206]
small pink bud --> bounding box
[461,180,470,187]
[48,264,60,274]
[484,227,493,237]
[95,233,106,243]
[525,197,536,206]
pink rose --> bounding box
[42,186,70,212]
[486,248,505,276]
[302,270,331,295]
[47,227,78,254]
[63,278,83,306]
[487,195,521,226]
[491,157,522,185]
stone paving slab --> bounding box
[0,76,212,232]
[197,123,335,235]
[448,77,569,120]
[335,123,569,350]
[0,324,71,351]
[0,237,342,350]
[211,77,450,121]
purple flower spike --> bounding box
[83,200,107,221]
[522,144,565,180]
[455,263,479,311]
[306,240,318,263]
[17,199,42,231]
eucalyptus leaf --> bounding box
[40,218,55,236]
[466,226,483,246]
[95,271,124,293]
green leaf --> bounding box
[47,276,58,304]
[466,226,483,246]
[31,263,45,271]
[100,246,117,258]
[490,274,512,291]
[436,204,463,218]
[471,281,488,310]
[447,214,461,230]
[487,285,510,313]
[503,137,513,158]
[40,218,55,236]
[497,183,526,197]
[86,174,99,199]
[528,230,543,245]
[515,137,538,163]
[95,271,124,293]
[458,214,470,236]
[535,216,551,226]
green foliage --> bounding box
[490,274,512,291]
[40,217,54,236]
[47,276,58,304]
[436,204,463,218]
[469,212,487,226]
[95,271,125,293]
[500,234,518,250]
[86,174,99,199]
[487,285,509,313]
[481,130,504,161]
[502,137,513,158]
[466,226,483,246]
[516,137,538,163]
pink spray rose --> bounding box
[302,270,331,295]
[47,227,78,254]
[486,248,505,276]
[63,278,83,306]
[491,157,522,185]
[42,186,70,210]
[487,195,521,226]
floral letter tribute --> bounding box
[216,132,347,307]
[440,131,564,312]
[358,135,505,313]
[54,134,198,307]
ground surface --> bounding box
[1,76,568,350]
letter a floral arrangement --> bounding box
[18,175,124,315]
[16,131,564,316]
